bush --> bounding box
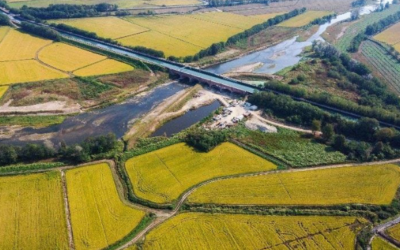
[185,128,229,152]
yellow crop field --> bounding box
[374,22,400,52]
[66,163,146,250]
[0,60,68,85]
[50,12,278,57]
[8,0,201,9]
[0,86,8,99]
[189,12,265,30]
[125,142,276,204]
[387,223,400,243]
[118,31,201,57]
[124,15,241,49]
[0,172,69,249]
[39,43,106,72]
[0,26,10,42]
[278,11,332,27]
[188,164,400,205]
[143,213,368,250]
[251,12,285,21]
[372,237,399,250]
[74,59,134,76]
[0,28,132,85]
[51,16,149,39]
[0,29,51,61]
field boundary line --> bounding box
[186,15,245,31]
[179,158,400,207]
[60,170,75,250]
[0,58,36,62]
[0,27,11,46]
[35,42,73,77]
[120,18,205,49]
[114,30,151,40]
[258,221,365,250]
[71,57,108,73]
[154,152,183,185]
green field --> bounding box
[360,40,400,94]
[188,164,400,206]
[335,5,400,52]
[125,142,276,204]
[236,128,346,167]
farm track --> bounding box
[60,170,75,250]
[368,216,400,249]
[35,42,73,77]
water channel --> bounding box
[151,100,221,137]
[205,2,387,75]
[0,82,187,145]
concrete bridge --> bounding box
[170,69,253,94]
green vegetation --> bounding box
[361,40,400,94]
[0,115,66,127]
[335,4,400,52]
[76,77,113,99]
[234,127,346,167]
[20,22,60,41]
[0,133,120,166]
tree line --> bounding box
[262,41,400,127]
[21,22,61,40]
[14,3,117,20]
[0,13,11,26]
[208,0,271,7]
[348,4,396,52]
[0,133,119,166]
[174,8,307,63]
[249,91,400,162]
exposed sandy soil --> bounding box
[0,100,81,115]
[230,62,263,73]
[125,86,227,145]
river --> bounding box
[0,82,187,146]
[205,1,389,75]
[151,100,221,137]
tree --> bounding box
[311,120,321,135]
[333,135,346,151]
[322,124,335,141]
[0,145,18,166]
[374,128,395,143]
[355,118,379,141]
